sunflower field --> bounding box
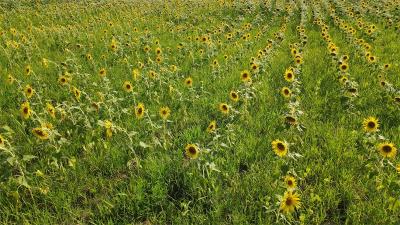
[1,0,400,224]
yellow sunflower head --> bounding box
[184,77,193,87]
[207,120,217,133]
[272,139,288,157]
[159,106,171,120]
[284,69,295,82]
[362,117,379,132]
[123,81,133,92]
[20,101,31,120]
[46,103,56,119]
[240,70,251,83]
[185,144,199,159]
[280,191,301,214]
[229,91,239,102]
[219,103,229,114]
[281,87,292,98]
[284,175,297,189]
[378,142,397,158]
[32,127,50,140]
[99,68,107,78]
[24,84,34,99]
[135,103,145,119]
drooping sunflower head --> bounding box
[46,103,56,119]
[207,120,217,133]
[229,91,239,102]
[135,103,145,119]
[185,144,199,159]
[219,103,229,114]
[72,87,81,101]
[123,81,133,92]
[32,128,49,140]
[284,175,297,189]
[281,87,292,98]
[272,139,288,157]
[280,191,301,214]
[240,70,251,83]
[148,71,157,79]
[394,96,400,104]
[159,106,171,120]
[20,101,31,120]
[285,116,297,125]
[378,142,397,158]
[362,117,379,133]
[184,77,193,87]
[0,134,5,146]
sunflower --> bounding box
[339,63,349,72]
[155,47,162,55]
[339,75,348,84]
[280,191,301,214]
[0,135,5,147]
[24,85,34,99]
[46,103,56,119]
[229,91,239,102]
[219,103,229,114]
[72,87,81,101]
[159,106,171,120]
[135,103,145,119]
[21,101,31,119]
[184,77,193,87]
[285,116,297,125]
[240,70,251,83]
[185,144,199,159]
[148,71,157,79]
[251,63,259,72]
[294,57,303,65]
[284,175,297,189]
[58,75,69,85]
[6,74,15,85]
[104,120,113,139]
[284,69,295,82]
[32,128,49,140]
[367,55,377,63]
[110,39,118,51]
[99,68,107,78]
[123,81,133,92]
[132,68,140,80]
[383,64,391,70]
[378,142,397,158]
[25,65,32,76]
[396,164,400,174]
[272,139,288,157]
[362,117,379,133]
[281,87,292,98]
[156,56,163,64]
[394,96,400,104]
[207,120,216,133]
